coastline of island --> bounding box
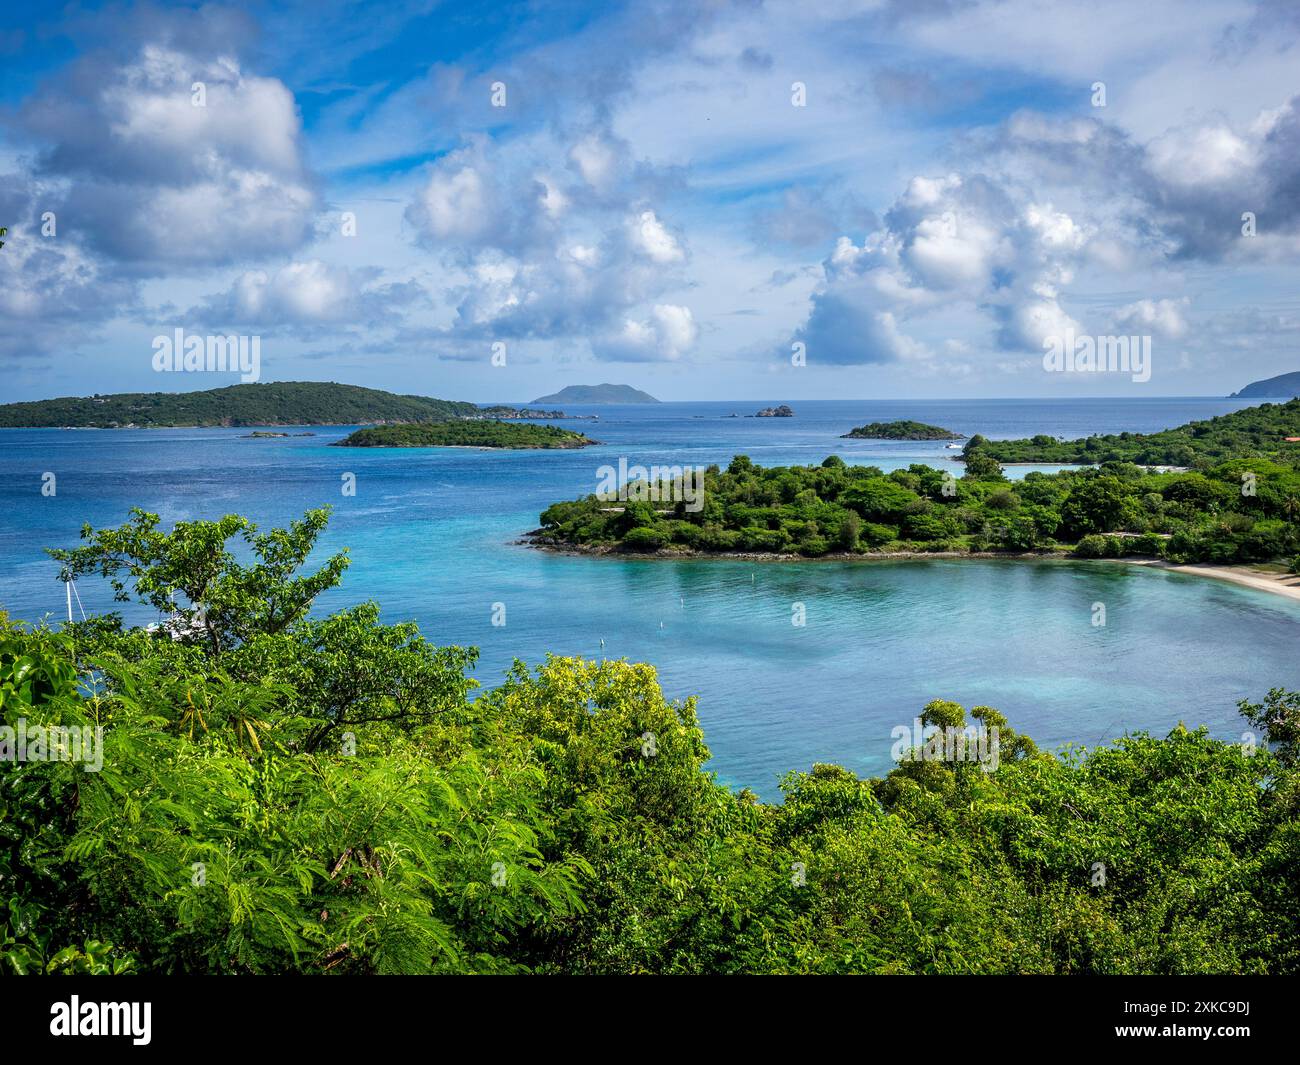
[0,381,593,430]
[842,419,965,440]
[527,401,1300,600]
[334,422,598,449]
[1106,558,1300,603]
[520,533,1300,604]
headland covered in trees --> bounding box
[0,382,591,430]
[533,401,1300,577]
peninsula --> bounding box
[1230,371,1300,399]
[534,401,1300,569]
[0,381,594,429]
[0,381,485,428]
[967,399,1300,467]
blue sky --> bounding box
[2,0,1300,402]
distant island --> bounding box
[753,405,794,418]
[475,406,595,421]
[0,381,485,428]
[1230,371,1300,399]
[842,420,963,440]
[0,381,607,429]
[334,423,597,449]
[530,384,659,404]
[969,399,1300,467]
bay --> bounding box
[2,395,1296,799]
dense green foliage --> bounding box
[538,452,1300,564]
[335,422,596,449]
[3,509,1299,974]
[970,399,1300,467]
[0,382,481,429]
[842,420,964,440]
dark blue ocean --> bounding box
[3,396,1298,798]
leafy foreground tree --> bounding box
[2,508,1299,974]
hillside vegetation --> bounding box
[969,399,1300,467]
[2,507,1298,974]
[537,451,1300,565]
[0,382,481,428]
[843,420,964,440]
[335,423,596,448]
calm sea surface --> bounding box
[3,397,1297,798]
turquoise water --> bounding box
[2,397,1297,798]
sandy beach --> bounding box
[1118,559,1300,603]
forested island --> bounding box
[2,505,1298,974]
[334,422,597,449]
[0,381,484,428]
[843,420,964,440]
[968,399,1300,467]
[536,443,1300,566]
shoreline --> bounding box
[519,536,1067,564]
[1109,558,1300,603]
[333,442,598,450]
[521,537,1300,604]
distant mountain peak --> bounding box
[530,384,659,404]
